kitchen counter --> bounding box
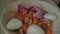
[0,0,59,34]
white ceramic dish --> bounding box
[1,0,60,34]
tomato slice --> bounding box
[33,16,38,24]
[19,13,25,21]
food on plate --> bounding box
[7,18,22,30]
[45,29,52,34]
[18,28,24,34]
[44,13,57,21]
[27,24,44,34]
[33,10,44,19]
[24,16,29,23]
[7,4,54,34]
[33,16,39,24]
[22,23,28,33]
[30,6,44,19]
[46,20,53,29]
[42,10,48,15]
[29,18,33,25]
[10,10,18,18]
[37,19,53,30]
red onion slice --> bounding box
[33,11,44,19]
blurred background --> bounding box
[0,0,60,34]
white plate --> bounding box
[38,1,60,34]
[1,0,60,34]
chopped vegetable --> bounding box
[33,16,38,24]
[10,10,18,18]
[19,13,25,21]
[18,28,24,34]
[46,21,53,29]
[45,29,52,34]
[24,16,29,23]
[29,18,33,25]
[33,11,44,19]
[8,4,53,34]
[38,22,47,30]
[22,23,28,32]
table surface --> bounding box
[0,0,59,34]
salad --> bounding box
[6,4,57,34]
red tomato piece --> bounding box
[33,16,38,24]
[19,13,25,21]
[45,29,52,34]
